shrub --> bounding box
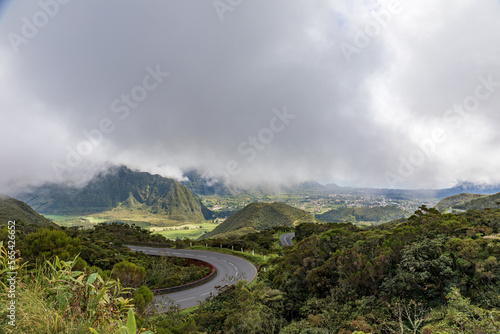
[0,243,141,333]
[133,286,154,316]
[111,260,146,288]
[22,228,81,262]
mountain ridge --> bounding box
[179,172,500,199]
[453,192,500,211]
[0,195,59,231]
[434,193,487,212]
[17,166,212,226]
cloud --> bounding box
[1,0,500,193]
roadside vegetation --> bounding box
[0,221,212,333]
[0,243,152,334]
[142,207,500,333]
[2,203,500,333]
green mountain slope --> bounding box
[0,195,59,231]
[316,205,408,224]
[453,192,500,210]
[18,166,212,226]
[203,202,317,239]
[435,193,486,212]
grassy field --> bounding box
[87,207,204,227]
[44,213,218,236]
[43,214,151,228]
[152,222,219,240]
[44,215,81,222]
[43,215,110,228]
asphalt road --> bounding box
[279,232,295,246]
[127,246,258,310]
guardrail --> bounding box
[122,241,172,248]
[150,258,217,295]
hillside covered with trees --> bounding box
[17,166,212,225]
[203,202,317,239]
[2,195,500,333]
[454,192,500,211]
[142,207,500,333]
[434,193,486,212]
[0,195,59,232]
[317,205,408,225]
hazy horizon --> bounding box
[1,0,500,193]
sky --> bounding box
[1,0,500,193]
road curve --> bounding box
[127,246,257,310]
[279,232,295,246]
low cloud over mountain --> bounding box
[1,0,500,192]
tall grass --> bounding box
[0,279,94,334]
[0,242,150,334]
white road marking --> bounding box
[126,246,258,309]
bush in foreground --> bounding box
[0,242,152,333]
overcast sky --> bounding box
[1,0,500,192]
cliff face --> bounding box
[17,166,212,222]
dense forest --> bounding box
[133,207,499,333]
[2,204,500,333]
[316,205,408,224]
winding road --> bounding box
[279,232,295,246]
[127,246,258,310]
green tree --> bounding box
[381,235,456,303]
[423,288,500,333]
[133,285,154,316]
[111,260,146,288]
[22,228,81,261]
[194,281,283,334]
